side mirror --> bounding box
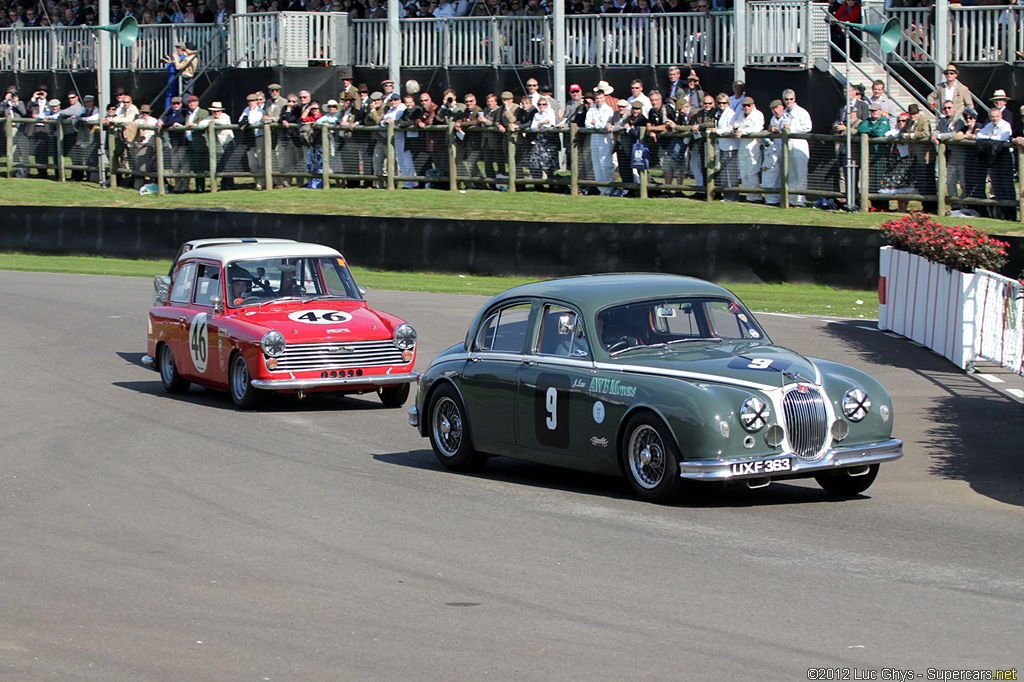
[210,295,224,314]
[358,286,367,297]
[153,274,171,305]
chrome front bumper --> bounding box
[677,438,903,481]
[251,371,419,391]
[408,405,419,428]
[141,354,156,369]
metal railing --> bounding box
[0,23,227,72]
[4,6,1023,72]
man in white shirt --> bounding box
[734,96,765,202]
[714,94,739,201]
[728,80,746,116]
[238,92,266,189]
[976,107,1015,219]
[781,88,812,206]
[763,99,786,206]
[585,86,615,195]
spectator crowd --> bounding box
[0,0,735,27]
[1,64,1022,220]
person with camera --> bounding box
[163,41,198,109]
[13,86,51,178]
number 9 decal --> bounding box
[747,358,773,370]
[535,373,570,448]
[189,313,209,373]
[545,386,558,430]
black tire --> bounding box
[158,343,190,394]
[377,382,411,408]
[621,412,685,504]
[428,384,485,472]
[229,352,265,410]
[814,464,879,496]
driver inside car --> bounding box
[599,309,643,352]
[228,265,254,306]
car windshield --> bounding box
[226,256,362,307]
[596,297,765,353]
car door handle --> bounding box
[468,356,481,363]
[178,316,187,328]
[523,359,537,366]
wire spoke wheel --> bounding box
[427,384,485,472]
[433,397,463,456]
[628,424,667,489]
[621,413,684,503]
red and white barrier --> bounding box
[878,246,1024,375]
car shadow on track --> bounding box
[824,321,1024,508]
[116,351,400,413]
[374,450,867,507]
[113,381,395,413]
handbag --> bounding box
[631,141,650,171]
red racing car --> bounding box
[143,241,418,409]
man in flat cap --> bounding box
[157,96,190,192]
[734,95,764,202]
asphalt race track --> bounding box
[1,271,1021,681]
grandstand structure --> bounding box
[1,2,1021,107]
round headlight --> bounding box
[394,323,416,350]
[739,396,770,432]
[261,330,286,357]
[842,388,871,422]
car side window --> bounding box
[536,305,589,358]
[192,263,222,307]
[168,262,197,305]
[474,303,532,353]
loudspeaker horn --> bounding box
[831,17,902,55]
[96,15,139,48]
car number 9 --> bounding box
[545,387,557,430]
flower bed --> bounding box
[879,211,1009,273]
[878,214,1022,373]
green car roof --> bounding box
[489,274,737,315]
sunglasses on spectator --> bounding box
[538,102,548,106]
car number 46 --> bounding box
[189,313,209,373]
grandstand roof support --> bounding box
[553,0,565,108]
[388,0,401,91]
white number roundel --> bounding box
[189,313,209,373]
[287,310,354,325]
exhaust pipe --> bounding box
[746,476,771,489]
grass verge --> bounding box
[0,252,879,318]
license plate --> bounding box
[730,457,792,476]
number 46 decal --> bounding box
[189,313,209,373]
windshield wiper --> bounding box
[255,296,305,307]
[666,337,723,346]
[304,294,352,302]
[609,344,654,357]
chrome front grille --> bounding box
[783,386,828,461]
[275,340,403,372]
